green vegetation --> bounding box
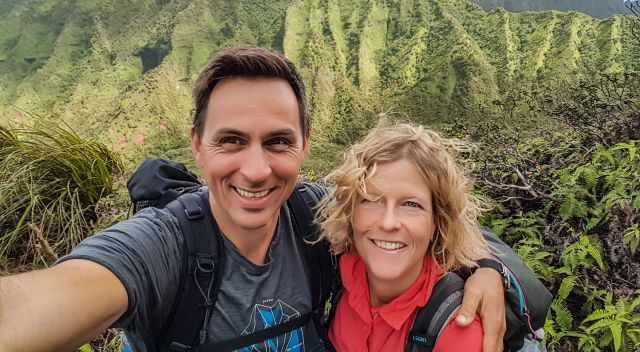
[1,1,639,351]
[469,71,640,351]
[0,122,123,269]
[1,0,639,169]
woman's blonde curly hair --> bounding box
[316,122,489,271]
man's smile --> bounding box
[232,186,274,199]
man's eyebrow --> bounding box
[212,128,248,138]
[265,128,297,139]
[209,128,299,141]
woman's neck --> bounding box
[367,257,425,308]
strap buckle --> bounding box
[168,342,192,352]
[195,255,215,274]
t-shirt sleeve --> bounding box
[57,207,184,332]
[433,315,483,352]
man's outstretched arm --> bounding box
[0,259,127,352]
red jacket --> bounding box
[329,254,483,352]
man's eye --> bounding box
[266,137,292,151]
[218,136,245,150]
[220,137,244,145]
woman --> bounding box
[317,123,490,351]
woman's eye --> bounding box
[360,196,381,204]
[403,201,423,209]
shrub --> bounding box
[0,124,123,268]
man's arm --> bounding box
[0,259,127,352]
[456,228,553,352]
[456,268,506,352]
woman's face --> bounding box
[352,158,436,288]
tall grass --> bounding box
[0,124,123,267]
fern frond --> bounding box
[555,302,574,331]
[609,321,622,352]
[558,276,577,301]
[582,309,615,324]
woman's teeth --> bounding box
[236,187,270,199]
[372,239,406,250]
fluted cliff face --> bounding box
[286,0,639,137]
[0,0,638,158]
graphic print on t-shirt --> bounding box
[238,299,305,352]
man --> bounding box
[0,47,506,352]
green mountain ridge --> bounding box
[0,0,638,163]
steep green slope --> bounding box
[288,0,639,139]
[0,0,638,168]
[478,0,630,18]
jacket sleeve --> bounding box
[433,316,483,352]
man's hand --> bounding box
[455,268,506,352]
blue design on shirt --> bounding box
[239,300,305,352]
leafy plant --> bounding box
[0,123,123,266]
[544,276,584,351]
[580,293,640,352]
[560,235,605,272]
[513,236,554,281]
[623,225,640,255]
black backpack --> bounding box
[127,159,552,352]
[403,229,553,352]
[127,159,340,351]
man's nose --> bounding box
[240,145,272,183]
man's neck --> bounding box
[209,198,279,265]
[226,224,278,265]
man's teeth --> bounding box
[373,240,406,250]
[236,188,270,199]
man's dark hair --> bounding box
[192,47,309,139]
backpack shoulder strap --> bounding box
[160,189,226,352]
[286,183,340,341]
[406,272,465,352]
[287,182,338,305]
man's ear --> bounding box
[302,134,310,157]
[191,127,202,168]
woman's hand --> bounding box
[455,267,506,352]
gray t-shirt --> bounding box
[59,206,326,352]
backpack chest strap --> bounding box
[185,312,312,351]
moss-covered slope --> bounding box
[0,0,638,166]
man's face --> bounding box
[191,77,307,236]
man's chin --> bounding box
[231,210,278,231]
